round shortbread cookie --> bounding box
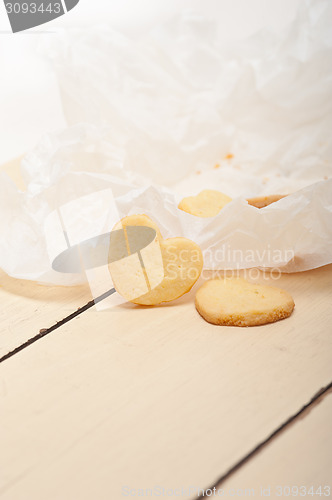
[109,214,203,306]
[178,189,232,218]
[195,278,295,326]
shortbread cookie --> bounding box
[178,190,232,218]
[247,194,287,209]
[108,215,203,305]
[195,278,295,326]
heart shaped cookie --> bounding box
[178,189,232,217]
[108,215,203,305]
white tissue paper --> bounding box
[1,0,332,287]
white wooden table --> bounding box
[1,159,331,500]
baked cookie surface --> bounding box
[247,194,287,208]
[195,278,295,326]
[178,189,232,217]
[109,214,203,305]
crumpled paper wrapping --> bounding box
[1,0,332,285]
[50,0,332,185]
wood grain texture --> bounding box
[0,266,331,500]
[0,269,91,358]
[0,157,92,358]
[217,390,332,497]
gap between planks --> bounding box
[1,272,331,499]
[0,287,116,364]
[196,383,332,500]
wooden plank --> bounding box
[0,269,91,358]
[216,389,332,497]
[0,265,331,500]
[0,157,92,357]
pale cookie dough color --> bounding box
[195,278,295,326]
[108,214,203,306]
[178,190,232,218]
